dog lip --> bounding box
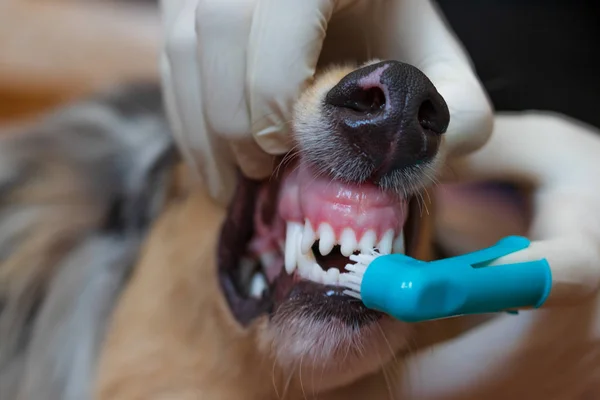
[271,273,383,327]
[218,269,272,326]
[217,171,276,327]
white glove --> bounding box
[402,112,600,399]
[159,0,494,205]
[446,111,600,307]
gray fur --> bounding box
[18,235,141,400]
[0,82,177,399]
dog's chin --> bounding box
[257,282,411,392]
[217,155,429,392]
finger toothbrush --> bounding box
[339,236,552,322]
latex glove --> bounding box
[159,0,494,205]
[446,111,600,308]
[402,111,600,400]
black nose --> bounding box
[324,60,450,181]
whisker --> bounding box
[299,355,308,400]
[272,359,281,400]
[281,364,297,400]
[376,321,397,364]
[373,338,396,400]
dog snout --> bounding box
[324,60,450,181]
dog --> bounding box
[0,60,597,399]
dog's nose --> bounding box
[324,60,450,181]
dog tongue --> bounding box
[278,163,408,240]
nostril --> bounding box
[418,100,437,130]
[321,60,451,181]
[417,97,450,135]
[325,82,386,115]
[343,87,386,114]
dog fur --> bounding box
[0,63,596,399]
[0,83,177,399]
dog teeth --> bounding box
[318,223,335,256]
[310,263,325,283]
[238,257,258,289]
[377,229,394,255]
[249,272,267,298]
[284,221,405,286]
[325,268,340,285]
[259,251,278,270]
[339,228,358,257]
[285,222,302,274]
[297,241,316,271]
[301,219,316,254]
[392,230,405,254]
[358,230,377,253]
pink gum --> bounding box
[278,163,408,241]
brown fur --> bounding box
[94,168,442,400]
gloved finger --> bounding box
[163,0,237,204]
[246,0,341,156]
[449,112,600,305]
[196,0,275,181]
[490,237,600,306]
[159,0,187,33]
[493,184,600,306]
[379,0,493,158]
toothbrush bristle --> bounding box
[341,249,382,299]
[343,289,362,300]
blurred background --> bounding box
[1,0,599,128]
[0,0,160,124]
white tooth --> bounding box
[358,230,377,253]
[301,219,316,254]
[259,251,277,269]
[285,222,302,274]
[297,240,316,276]
[238,257,257,287]
[310,263,324,283]
[392,230,405,254]
[340,228,358,257]
[318,223,336,256]
[249,272,267,298]
[377,229,394,255]
[325,268,340,285]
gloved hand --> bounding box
[403,111,600,400]
[446,111,600,307]
[159,0,494,205]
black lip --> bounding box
[217,171,422,328]
[217,171,273,327]
[272,272,384,328]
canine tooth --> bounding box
[297,241,316,274]
[378,229,394,255]
[249,272,267,298]
[392,230,405,254]
[285,222,302,274]
[358,230,377,253]
[301,219,316,254]
[318,223,336,256]
[325,268,340,285]
[340,228,358,257]
[310,263,325,283]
